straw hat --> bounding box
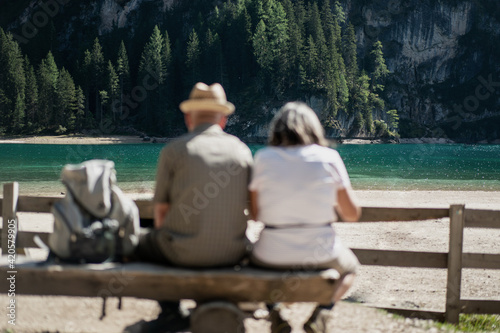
[179,82,235,115]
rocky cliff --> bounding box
[350,0,500,141]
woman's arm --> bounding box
[335,187,361,222]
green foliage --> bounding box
[373,119,389,137]
[386,109,399,131]
[0,0,394,138]
[24,56,38,129]
[343,23,358,90]
[55,125,67,135]
[456,314,499,332]
[37,51,58,129]
[333,1,346,24]
[369,40,390,93]
[186,28,201,87]
[353,111,364,131]
[138,25,171,133]
[55,67,77,130]
[0,27,26,133]
[433,314,500,332]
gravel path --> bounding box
[0,190,498,333]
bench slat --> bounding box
[0,261,338,304]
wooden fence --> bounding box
[1,182,499,323]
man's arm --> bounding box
[249,190,259,220]
[335,188,361,222]
[154,203,170,229]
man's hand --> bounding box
[154,203,170,229]
[249,191,259,220]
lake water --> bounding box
[0,143,499,195]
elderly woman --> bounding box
[249,102,361,333]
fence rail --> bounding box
[1,182,499,323]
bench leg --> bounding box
[191,301,245,333]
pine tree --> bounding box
[55,67,77,132]
[140,26,166,85]
[366,41,390,120]
[37,51,58,130]
[160,30,173,132]
[252,20,271,73]
[307,2,325,45]
[82,49,92,122]
[333,0,346,25]
[162,31,172,71]
[12,93,25,133]
[106,61,119,123]
[202,29,222,84]
[282,0,303,91]
[386,109,399,132]
[0,29,9,132]
[139,25,167,132]
[350,73,373,133]
[116,41,130,122]
[0,29,26,133]
[322,0,340,116]
[266,1,289,62]
[79,38,105,126]
[343,23,358,91]
[369,40,390,93]
[220,3,253,87]
[74,86,85,131]
[24,56,39,130]
[304,35,319,90]
[252,0,289,94]
[186,28,201,87]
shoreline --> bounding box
[0,134,149,145]
[1,135,500,145]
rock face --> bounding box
[351,0,500,140]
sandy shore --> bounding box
[0,190,498,332]
[0,135,480,145]
[0,135,151,145]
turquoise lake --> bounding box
[0,143,499,195]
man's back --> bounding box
[154,123,253,267]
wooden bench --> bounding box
[0,182,340,332]
[1,181,500,329]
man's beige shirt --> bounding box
[154,123,253,267]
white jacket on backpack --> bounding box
[49,159,140,262]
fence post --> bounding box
[2,182,19,255]
[445,204,465,324]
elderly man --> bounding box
[133,82,253,332]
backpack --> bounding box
[48,159,140,263]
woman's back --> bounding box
[251,144,350,226]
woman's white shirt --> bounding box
[249,144,352,266]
